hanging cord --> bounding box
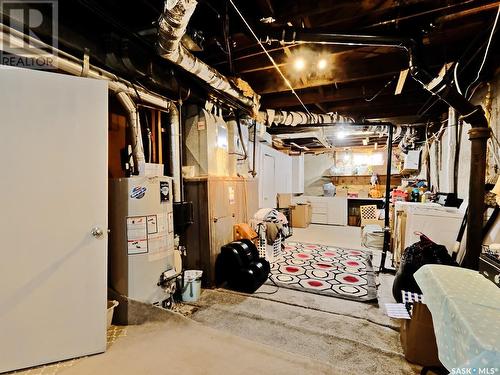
[227,0,312,116]
[464,4,500,99]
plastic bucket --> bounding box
[181,270,203,302]
[107,300,119,329]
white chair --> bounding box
[360,205,384,250]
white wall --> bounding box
[250,141,292,208]
[291,155,304,194]
[304,153,336,196]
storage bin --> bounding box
[107,300,119,329]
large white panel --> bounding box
[0,67,108,372]
[257,143,292,208]
[291,155,304,194]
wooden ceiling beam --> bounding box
[248,50,407,94]
[261,79,423,108]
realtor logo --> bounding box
[0,0,58,68]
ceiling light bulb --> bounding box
[293,57,306,71]
[318,59,327,70]
[336,131,348,139]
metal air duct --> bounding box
[260,109,354,127]
[157,0,259,114]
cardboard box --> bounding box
[277,193,292,208]
[403,150,421,171]
[400,303,442,367]
[290,203,311,228]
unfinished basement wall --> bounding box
[424,70,500,200]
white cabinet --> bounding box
[293,196,347,226]
[291,155,304,194]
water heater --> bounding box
[108,176,175,323]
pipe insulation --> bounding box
[157,0,259,113]
[1,24,183,195]
[0,24,171,109]
[260,109,354,126]
[116,92,146,167]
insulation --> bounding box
[157,0,259,114]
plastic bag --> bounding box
[392,233,458,302]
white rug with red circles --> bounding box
[268,241,377,302]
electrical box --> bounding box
[108,176,174,323]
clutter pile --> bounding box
[251,208,290,262]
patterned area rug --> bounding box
[269,241,377,302]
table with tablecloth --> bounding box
[414,265,500,372]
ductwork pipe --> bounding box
[0,24,187,188]
[260,109,353,126]
[264,27,489,270]
[168,104,182,202]
[116,92,146,169]
[0,24,171,109]
[157,0,259,113]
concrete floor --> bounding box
[188,224,420,374]
[11,224,418,375]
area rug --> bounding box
[269,242,377,302]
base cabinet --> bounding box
[293,196,347,226]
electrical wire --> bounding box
[464,4,500,99]
[227,0,312,116]
[254,275,280,295]
[364,75,397,102]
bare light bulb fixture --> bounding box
[318,59,327,70]
[293,57,306,71]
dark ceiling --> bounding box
[51,0,499,128]
[193,0,500,125]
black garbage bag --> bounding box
[392,233,458,302]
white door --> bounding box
[262,154,276,207]
[0,67,108,372]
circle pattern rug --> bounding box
[269,242,377,302]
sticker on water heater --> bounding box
[160,181,170,202]
[130,186,147,199]
[126,216,148,255]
